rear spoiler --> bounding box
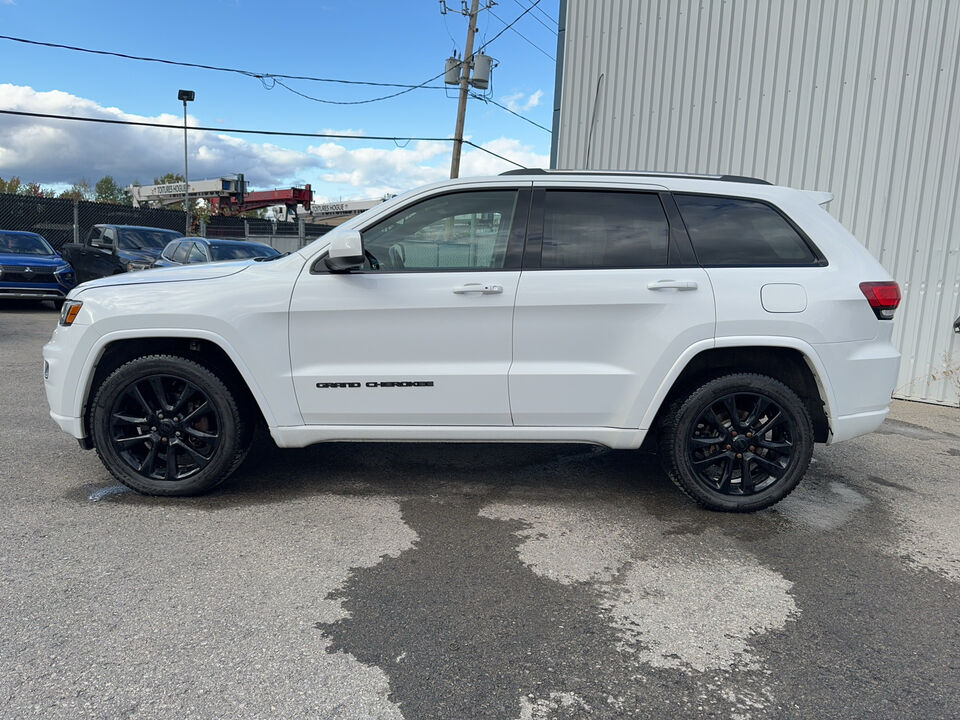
[804,190,834,206]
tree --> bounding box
[58,179,92,202]
[94,175,130,205]
[153,172,185,185]
[0,176,22,194]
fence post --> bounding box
[73,199,79,244]
[199,219,206,238]
[298,218,306,248]
[244,219,249,240]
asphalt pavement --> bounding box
[1,301,958,719]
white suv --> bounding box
[43,171,901,511]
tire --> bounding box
[659,373,813,512]
[90,354,251,496]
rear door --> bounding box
[509,184,715,428]
[289,185,530,425]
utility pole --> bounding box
[449,0,480,179]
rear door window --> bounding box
[172,242,190,264]
[675,194,819,266]
[541,190,669,268]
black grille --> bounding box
[2,268,55,283]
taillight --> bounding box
[859,281,901,320]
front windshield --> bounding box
[118,229,182,251]
[210,244,279,261]
[0,232,55,255]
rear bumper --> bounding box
[813,335,900,444]
[829,408,889,444]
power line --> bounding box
[513,0,558,32]
[476,0,542,54]
[0,109,527,168]
[471,93,551,132]
[273,71,448,106]
[488,9,555,60]
[0,34,448,92]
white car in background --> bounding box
[43,170,901,511]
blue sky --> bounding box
[0,0,559,201]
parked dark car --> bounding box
[60,224,183,283]
[152,237,280,268]
[0,230,76,308]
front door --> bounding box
[290,186,529,426]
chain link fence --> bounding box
[0,193,333,252]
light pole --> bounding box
[177,89,195,235]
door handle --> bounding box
[453,283,503,295]
[647,280,698,291]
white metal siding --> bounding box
[555,0,960,405]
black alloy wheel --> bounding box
[91,355,251,495]
[687,391,795,496]
[108,374,221,482]
[659,373,814,512]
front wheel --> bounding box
[90,355,251,496]
[659,373,814,512]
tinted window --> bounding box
[0,232,54,255]
[675,195,817,266]
[210,243,278,261]
[361,190,519,271]
[161,242,178,261]
[118,229,182,251]
[172,242,190,264]
[187,243,206,263]
[541,191,669,268]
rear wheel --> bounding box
[90,355,251,496]
[659,373,813,512]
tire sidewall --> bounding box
[91,355,241,495]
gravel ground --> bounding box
[1,301,958,719]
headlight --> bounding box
[54,265,74,280]
[59,300,83,326]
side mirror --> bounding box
[325,230,365,272]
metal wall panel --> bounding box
[555,0,960,405]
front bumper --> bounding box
[0,283,69,301]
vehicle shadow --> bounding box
[86,436,686,513]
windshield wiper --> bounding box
[254,252,289,262]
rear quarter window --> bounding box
[675,194,820,266]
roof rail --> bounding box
[499,168,772,185]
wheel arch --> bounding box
[79,331,276,444]
[641,339,834,445]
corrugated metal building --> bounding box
[550,0,960,405]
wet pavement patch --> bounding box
[86,484,133,502]
[315,497,788,719]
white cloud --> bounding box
[0,84,548,200]
[501,89,543,113]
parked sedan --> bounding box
[0,230,76,308]
[152,237,280,267]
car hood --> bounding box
[0,252,67,268]
[117,248,163,262]
[75,260,252,293]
